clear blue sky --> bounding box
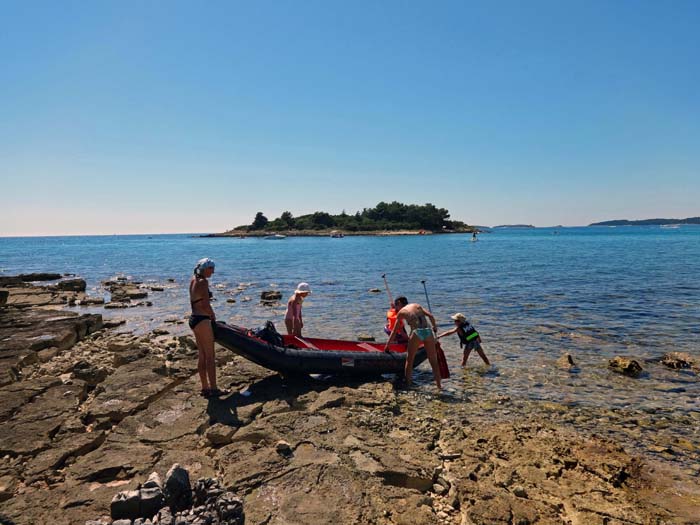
[2,0,699,235]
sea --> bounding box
[2,226,699,442]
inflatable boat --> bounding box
[213,321,428,376]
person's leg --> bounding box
[423,336,442,389]
[192,323,211,391]
[404,334,420,386]
[285,319,294,336]
[475,343,490,365]
[463,348,472,366]
[197,321,217,390]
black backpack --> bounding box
[253,321,284,347]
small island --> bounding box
[589,217,700,226]
[492,224,536,229]
[205,201,477,237]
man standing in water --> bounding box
[384,298,442,389]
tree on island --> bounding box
[251,212,269,230]
[233,201,471,233]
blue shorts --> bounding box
[413,328,433,341]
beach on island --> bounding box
[1,229,699,524]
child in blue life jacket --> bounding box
[437,312,490,366]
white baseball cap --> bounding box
[450,313,467,322]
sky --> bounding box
[1,0,699,235]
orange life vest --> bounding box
[386,307,399,331]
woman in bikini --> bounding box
[189,258,226,398]
[384,299,442,389]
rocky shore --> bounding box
[1,275,699,524]
[202,228,478,238]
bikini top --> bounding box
[191,290,213,305]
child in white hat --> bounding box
[437,313,490,366]
[284,282,311,337]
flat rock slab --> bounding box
[66,441,161,484]
[0,376,62,422]
[243,463,403,525]
[108,381,208,445]
[84,358,183,425]
[0,307,102,384]
[0,382,87,456]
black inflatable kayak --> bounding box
[213,321,427,376]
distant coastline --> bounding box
[589,217,700,226]
[492,224,535,229]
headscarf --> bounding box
[194,257,215,276]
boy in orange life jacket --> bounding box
[437,313,490,366]
[384,296,409,343]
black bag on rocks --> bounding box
[253,321,284,347]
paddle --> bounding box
[381,273,394,307]
[380,274,400,359]
[421,280,450,379]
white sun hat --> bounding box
[295,282,312,294]
[450,313,467,322]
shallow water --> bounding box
[2,226,699,424]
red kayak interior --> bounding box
[282,334,408,354]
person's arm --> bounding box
[384,311,404,351]
[437,327,458,339]
[423,308,438,332]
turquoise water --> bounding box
[1,226,699,415]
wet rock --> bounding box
[54,278,87,292]
[105,302,130,309]
[368,288,381,293]
[609,356,643,377]
[0,290,8,305]
[164,464,192,512]
[110,284,148,302]
[103,319,127,329]
[660,352,697,371]
[149,286,164,292]
[226,298,236,303]
[19,272,63,282]
[260,290,282,303]
[556,353,576,369]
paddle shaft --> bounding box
[421,280,432,312]
[381,273,394,306]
